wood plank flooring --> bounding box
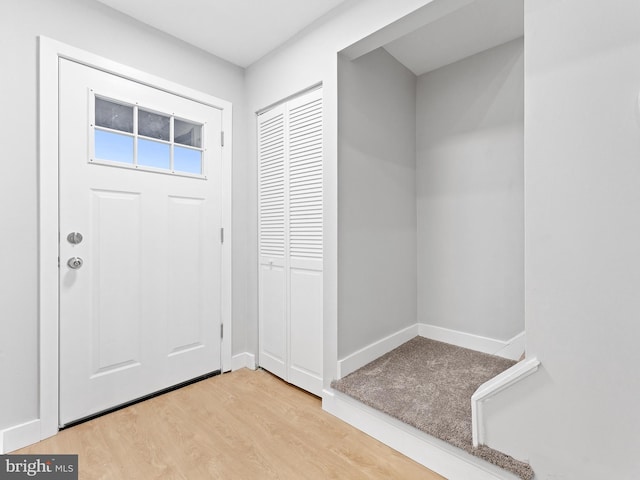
[15,368,444,479]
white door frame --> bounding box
[38,36,233,442]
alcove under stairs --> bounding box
[329,337,534,480]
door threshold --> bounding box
[60,370,221,430]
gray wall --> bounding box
[0,0,246,431]
[337,48,417,358]
[416,38,524,340]
[483,1,640,477]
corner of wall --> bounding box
[231,352,257,371]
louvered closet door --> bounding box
[258,88,323,396]
[287,90,323,395]
[258,104,287,379]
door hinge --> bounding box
[221,131,225,147]
[220,323,224,339]
[220,227,224,244]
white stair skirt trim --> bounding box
[231,352,257,371]
[471,357,541,448]
[419,324,526,361]
[0,419,41,454]
[336,324,418,378]
[323,389,521,480]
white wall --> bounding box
[0,0,246,432]
[337,48,417,358]
[416,38,524,340]
[483,1,640,478]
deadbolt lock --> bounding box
[67,232,83,245]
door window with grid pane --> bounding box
[92,95,205,177]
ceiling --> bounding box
[96,0,523,74]
[384,0,523,76]
[96,0,351,68]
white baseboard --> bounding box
[231,352,256,371]
[336,324,418,378]
[419,324,526,361]
[472,357,540,448]
[323,389,520,480]
[0,419,41,454]
[337,324,526,379]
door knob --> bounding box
[67,257,84,269]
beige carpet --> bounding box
[331,336,534,480]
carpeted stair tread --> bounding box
[331,336,534,480]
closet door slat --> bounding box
[288,96,323,260]
[258,108,286,258]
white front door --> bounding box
[59,59,223,426]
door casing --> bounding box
[38,36,233,442]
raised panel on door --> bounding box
[289,262,323,396]
[90,189,143,377]
[259,262,287,378]
[167,196,206,357]
[164,194,221,385]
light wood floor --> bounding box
[15,368,444,479]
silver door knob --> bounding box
[67,257,83,269]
